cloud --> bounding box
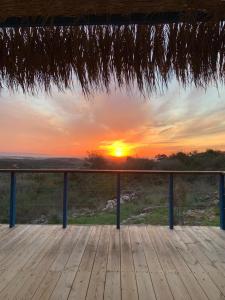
[0,83,225,157]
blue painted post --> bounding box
[116,173,121,229]
[9,172,16,228]
[168,173,174,230]
[219,174,225,230]
[63,172,68,229]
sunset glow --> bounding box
[99,141,135,157]
[1,83,225,158]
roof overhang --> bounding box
[0,1,224,95]
[0,1,225,27]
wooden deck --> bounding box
[0,225,225,300]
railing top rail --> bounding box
[0,169,224,175]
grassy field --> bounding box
[0,172,220,226]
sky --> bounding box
[0,81,225,158]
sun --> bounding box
[100,140,132,157]
[114,147,124,157]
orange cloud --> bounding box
[0,84,225,158]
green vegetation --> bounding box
[0,149,223,226]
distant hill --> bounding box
[0,156,83,169]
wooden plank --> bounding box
[0,226,61,299]
[68,226,102,300]
[0,225,29,241]
[150,271,175,300]
[0,225,57,299]
[129,226,148,272]
[78,226,102,271]
[161,227,208,300]
[137,226,162,272]
[127,226,155,299]
[104,271,121,300]
[202,227,225,250]
[14,227,73,299]
[32,271,61,300]
[211,227,225,240]
[120,226,134,272]
[183,227,225,264]
[0,225,14,238]
[50,226,82,272]
[200,227,225,276]
[23,226,71,272]
[136,272,156,300]
[86,226,110,300]
[107,227,120,272]
[0,225,50,293]
[121,272,138,300]
[0,225,39,264]
[0,225,32,252]
[32,227,82,299]
[85,269,105,300]
[196,227,225,261]
[0,225,224,300]
[166,272,191,300]
[175,226,193,244]
[180,228,225,297]
[49,226,92,300]
[153,227,192,300]
[68,271,91,300]
[171,229,223,300]
[142,226,174,300]
[148,226,176,273]
[49,269,78,300]
[65,226,92,269]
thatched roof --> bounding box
[0,1,224,94]
[0,1,225,26]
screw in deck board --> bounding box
[9,172,16,228]
[63,172,68,229]
[168,173,174,230]
[116,173,121,229]
[219,174,225,230]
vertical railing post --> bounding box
[63,172,68,229]
[168,173,174,230]
[116,173,121,229]
[219,173,225,230]
[9,171,16,228]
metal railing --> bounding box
[0,169,225,230]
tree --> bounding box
[84,152,108,169]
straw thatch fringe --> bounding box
[0,23,224,94]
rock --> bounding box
[121,192,137,203]
[185,209,201,217]
[72,208,94,217]
[102,199,116,211]
[121,212,147,224]
[137,213,147,218]
[131,192,137,198]
[32,214,48,224]
[142,207,152,213]
[184,208,216,222]
[121,195,130,202]
[212,199,219,205]
[103,192,137,211]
